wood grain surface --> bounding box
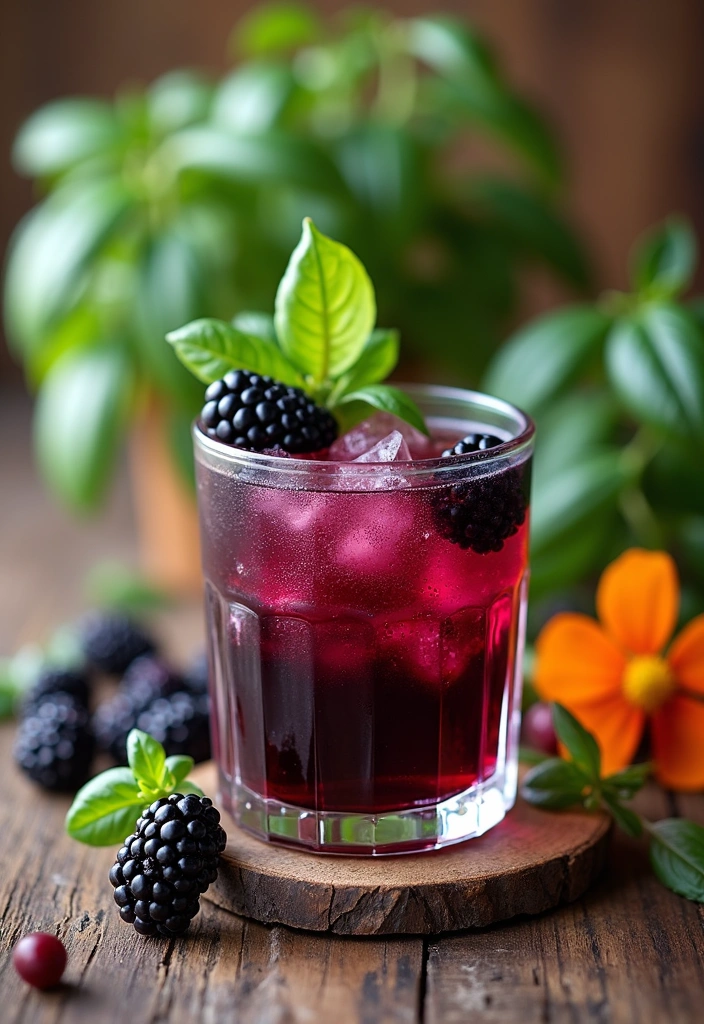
[1,393,704,1022]
[190,761,610,935]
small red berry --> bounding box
[13,933,67,989]
[522,702,558,755]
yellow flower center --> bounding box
[622,655,676,713]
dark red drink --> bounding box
[196,386,533,853]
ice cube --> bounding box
[330,413,432,461]
[334,431,412,491]
[377,617,442,686]
[352,430,412,463]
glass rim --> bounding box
[193,382,534,484]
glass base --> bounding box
[223,767,517,855]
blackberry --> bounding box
[122,655,183,706]
[79,613,156,675]
[136,691,211,764]
[14,693,95,791]
[200,370,338,454]
[94,656,178,762]
[96,687,210,765]
[442,433,503,457]
[431,441,530,554]
[109,793,227,937]
[94,691,143,763]
[23,667,91,711]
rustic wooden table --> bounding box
[1,395,703,1023]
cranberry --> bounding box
[522,702,558,755]
[13,933,67,989]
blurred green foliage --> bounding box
[485,217,704,617]
[4,3,587,511]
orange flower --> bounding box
[535,549,704,790]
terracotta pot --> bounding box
[129,404,202,594]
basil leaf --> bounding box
[65,768,145,847]
[601,792,643,838]
[552,703,601,780]
[235,3,321,57]
[147,70,213,135]
[530,516,613,600]
[213,63,293,134]
[649,819,704,902]
[231,311,278,343]
[333,329,400,397]
[165,755,195,788]
[166,128,343,193]
[521,757,589,809]
[34,344,132,512]
[4,178,131,355]
[337,384,428,435]
[406,16,498,85]
[603,762,652,798]
[12,98,123,177]
[167,317,303,386]
[606,304,704,441]
[484,305,611,414]
[530,451,625,554]
[134,230,206,409]
[274,218,376,382]
[127,730,167,790]
[518,746,551,766]
[631,218,696,297]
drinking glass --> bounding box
[195,385,534,854]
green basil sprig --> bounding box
[65,729,204,847]
[522,704,704,903]
[167,218,428,435]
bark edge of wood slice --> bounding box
[191,761,610,936]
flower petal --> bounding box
[558,697,645,776]
[535,613,626,703]
[668,614,704,695]
[596,548,678,655]
[651,695,704,790]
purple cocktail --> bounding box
[195,386,533,854]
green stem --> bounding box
[618,426,665,546]
[618,487,665,548]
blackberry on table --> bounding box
[23,667,91,711]
[94,691,143,763]
[109,794,227,937]
[14,693,95,792]
[94,656,184,763]
[122,655,183,707]
[200,370,338,454]
[79,613,156,675]
[96,688,210,765]
[136,691,211,764]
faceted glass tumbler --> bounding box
[194,385,534,854]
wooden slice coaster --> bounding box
[191,761,610,936]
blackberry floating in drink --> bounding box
[195,387,533,854]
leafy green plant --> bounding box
[66,729,204,846]
[485,217,704,608]
[4,3,587,512]
[523,705,704,902]
[168,218,427,432]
